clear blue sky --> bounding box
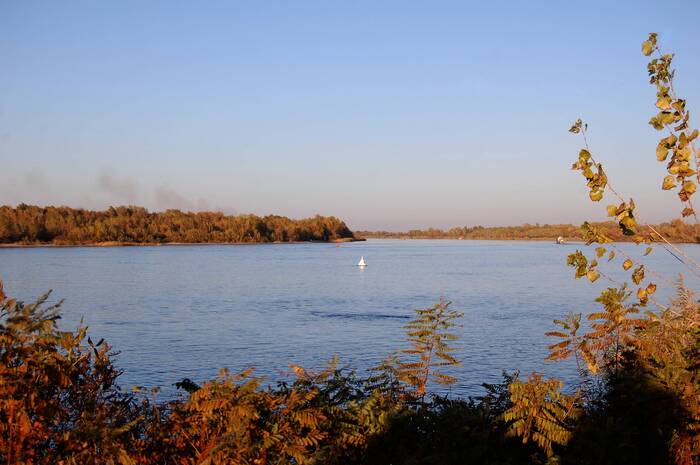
[1,1,699,230]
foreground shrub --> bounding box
[1,286,547,465]
[0,291,140,464]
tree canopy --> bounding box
[0,204,356,245]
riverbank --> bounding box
[357,219,700,244]
[358,235,700,244]
[361,236,581,242]
[0,237,365,248]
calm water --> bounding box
[1,239,699,397]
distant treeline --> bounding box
[358,220,700,243]
[0,204,356,245]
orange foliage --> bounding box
[0,204,356,245]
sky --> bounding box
[1,1,699,230]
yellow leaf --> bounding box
[662,175,676,190]
[672,99,686,112]
[642,41,653,56]
[632,265,645,285]
[677,145,693,161]
[655,97,671,110]
[623,259,633,270]
[589,189,603,202]
[637,288,649,305]
[620,216,636,230]
[683,180,697,195]
[569,119,582,133]
[586,270,600,283]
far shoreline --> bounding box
[355,236,700,244]
[0,237,365,249]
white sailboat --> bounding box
[357,256,367,267]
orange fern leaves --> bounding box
[585,286,647,372]
[545,313,583,362]
[504,373,580,457]
[546,287,647,376]
[396,299,463,400]
[169,367,328,465]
